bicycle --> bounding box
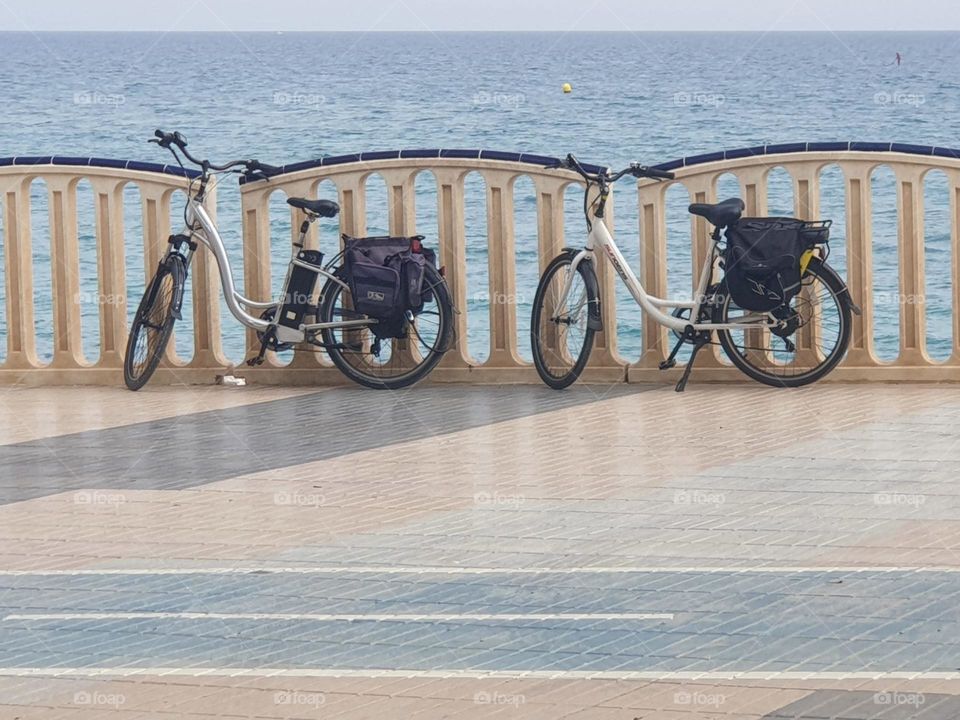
[531,154,859,392]
[123,130,453,391]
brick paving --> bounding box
[1,383,959,718]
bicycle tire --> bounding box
[123,255,186,391]
[318,264,453,390]
[531,253,598,389]
[715,257,852,387]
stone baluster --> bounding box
[89,177,128,368]
[637,180,669,367]
[2,178,38,370]
[791,163,823,367]
[894,165,930,365]
[44,176,84,368]
[951,170,960,365]
[842,163,877,366]
[686,176,723,368]
[479,169,523,369]
[737,167,771,365]
[189,183,224,368]
[240,185,275,359]
[435,168,471,368]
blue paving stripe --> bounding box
[0,386,645,504]
[1,571,958,672]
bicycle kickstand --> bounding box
[675,334,708,393]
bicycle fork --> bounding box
[165,233,197,321]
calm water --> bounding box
[0,31,957,364]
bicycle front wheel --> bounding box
[531,253,597,389]
[318,264,453,390]
[715,257,852,387]
[123,255,186,391]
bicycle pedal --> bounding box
[659,359,677,371]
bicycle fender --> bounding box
[165,255,188,321]
[560,249,603,331]
[811,257,862,316]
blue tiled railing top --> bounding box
[0,156,201,178]
[650,142,960,172]
[237,150,604,184]
[0,150,599,184]
[3,143,956,182]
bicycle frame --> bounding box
[563,215,774,333]
[176,197,374,343]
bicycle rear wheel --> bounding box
[531,253,597,389]
[123,255,186,391]
[715,257,851,387]
[318,264,453,389]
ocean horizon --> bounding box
[0,30,956,363]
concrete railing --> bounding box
[642,142,960,382]
[1,143,959,385]
[0,157,219,385]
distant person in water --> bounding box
[896,52,902,66]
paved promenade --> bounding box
[1,383,959,719]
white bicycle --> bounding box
[531,154,858,391]
[123,130,453,391]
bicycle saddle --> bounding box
[688,198,744,228]
[287,197,340,218]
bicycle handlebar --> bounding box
[150,129,282,178]
[545,153,676,183]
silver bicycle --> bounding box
[124,130,453,390]
[531,154,858,391]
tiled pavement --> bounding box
[1,383,960,718]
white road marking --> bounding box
[0,668,956,680]
[3,612,673,622]
[0,565,955,576]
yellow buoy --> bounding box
[562,83,572,94]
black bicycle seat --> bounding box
[688,198,744,227]
[287,197,340,218]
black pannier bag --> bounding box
[343,235,438,339]
[722,218,830,312]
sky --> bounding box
[0,0,957,32]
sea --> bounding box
[0,31,958,365]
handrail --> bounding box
[2,143,959,385]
